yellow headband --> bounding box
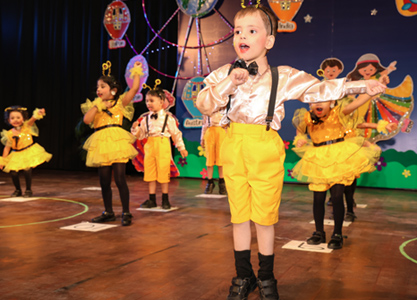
[241,0,261,8]
[4,106,27,112]
[142,79,161,91]
[102,61,112,76]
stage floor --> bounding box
[0,170,416,300]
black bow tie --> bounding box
[12,136,20,148]
[231,59,258,76]
[150,113,158,120]
[310,111,323,125]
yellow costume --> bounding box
[292,105,381,191]
[201,113,225,167]
[0,122,52,173]
[81,93,138,167]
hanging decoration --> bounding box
[124,55,149,103]
[181,77,206,128]
[176,0,219,18]
[268,0,304,33]
[103,0,131,49]
[396,0,417,16]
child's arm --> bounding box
[27,108,46,127]
[200,115,209,147]
[130,118,147,140]
[357,121,397,134]
[122,61,142,106]
[0,145,11,170]
[294,130,308,148]
[167,115,188,158]
[83,106,99,125]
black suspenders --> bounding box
[226,64,279,131]
[146,113,169,137]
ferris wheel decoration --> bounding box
[125,0,234,96]
[103,0,131,49]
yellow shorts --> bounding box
[221,123,286,226]
[144,137,171,183]
[204,126,226,167]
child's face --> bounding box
[9,111,24,128]
[324,66,342,80]
[146,94,164,113]
[358,64,376,80]
[310,101,334,118]
[233,12,273,63]
[96,79,116,101]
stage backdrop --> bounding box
[172,0,417,190]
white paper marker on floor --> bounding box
[82,187,102,191]
[60,222,118,232]
[0,197,39,202]
[136,206,179,213]
[282,240,333,253]
[195,194,227,198]
[310,219,352,227]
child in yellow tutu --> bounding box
[131,82,188,209]
[291,90,391,249]
[200,112,227,194]
[81,61,142,226]
[1,106,52,197]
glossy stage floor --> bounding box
[0,169,416,300]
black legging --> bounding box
[10,169,32,191]
[313,184,345,236]
[344,179,357,213]
[98,163,130,213]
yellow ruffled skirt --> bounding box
[292,136,381,191]
[83,127,138,167]
[2,143,52,173]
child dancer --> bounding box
[291,90,390,249]
[81,61,142,226]
[131,82,188,209]
[196,4,386,300]
[200,112,227,194]
[0,106,52,197]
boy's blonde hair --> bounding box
[234,4,277,37]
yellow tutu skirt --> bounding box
[83,127,138,167]
[2,143,52,173]
[292,136,381,191]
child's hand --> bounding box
[387,61,397,74]
[0,165,3,170]
[180,149,188,158]
[386,122,398,133]
[130,121,139,135]
[365,80,386,96]
[296,139,307,148]
[229,68,249,86]
[38,108,46,116]
[379,74,390,86]
[200,140,205,148]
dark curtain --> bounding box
[0,0,178,173]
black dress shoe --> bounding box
[307,231,326,245]
[91,211,116,223]
[161,198,171,209]
[345,212,357,222]
[328,234,343,250]
[204,181,215,194]
[219,181,227,195]
[11,190,22,197]
[257,278,280,300]
[121,212,133,226]
[140,199,157,208]
[227,274,257,300]
[24,190,33,198]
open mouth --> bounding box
[316,107,323,112]
[239,43,250,52]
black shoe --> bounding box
[257,278,280,300]
[140,199,157,208]
[227,274,257,300]
[328,234,343,250]
[11,190,22,197]
[307,231,326,245]
[162,198,171,209]
[121,212,133,226]
[91,211,116,223]
[204,181,215,194]
[219,181,227,195]
[23,190,33,198]
[345,212,357,222]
